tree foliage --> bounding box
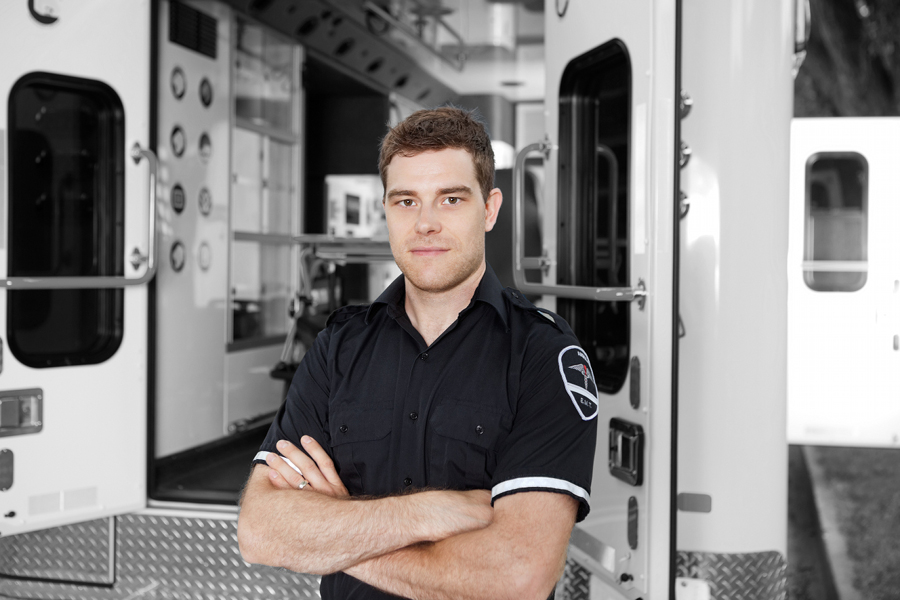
[796,0,900,116]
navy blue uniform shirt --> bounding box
[253,264,599,600]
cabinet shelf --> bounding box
[294,235,393,263]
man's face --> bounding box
[383,148,502,294]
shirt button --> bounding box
[339,425,348,433]
[404,477,412,487]
[409,412,418,421]
[476,425,484,435]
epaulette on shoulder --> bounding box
[326,304,369,326]
[503,287,564,332]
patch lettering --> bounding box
[558,345,599,421]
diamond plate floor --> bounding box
[0,514,320,599]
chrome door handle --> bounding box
[512,140,647,307]
[0,143,159,290]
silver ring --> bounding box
[298,479,308,490]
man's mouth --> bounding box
[410,247,449,257]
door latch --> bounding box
[609,418,644,486]
[0,389,43,438]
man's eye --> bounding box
[443,197,461,205]
[400,199,416,207]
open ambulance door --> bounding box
[513,1,680,597]
[0,0,153,535]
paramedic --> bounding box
[238,107,599,600]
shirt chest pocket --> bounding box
[428,404,512,490]
[329,408,392,496]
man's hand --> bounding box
[265,436,492,538]
[238,437,494,575]
[265,436,349,499]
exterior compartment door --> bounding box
[513,1,679,597]
[0,0,153,535]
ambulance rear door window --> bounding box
[6,73,125,368]
[556,40,631,395]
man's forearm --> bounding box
[345,526,557,600]
[345,492,576,600]
[237,466,492,575]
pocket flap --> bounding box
[329,408,393,445]
[431,404,510,450]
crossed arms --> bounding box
[237,435,578,600]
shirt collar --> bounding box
[366,271,406,323]
[365,262,509,329]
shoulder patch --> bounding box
[558,345,599,421]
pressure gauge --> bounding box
[171,126,186,158]
[171,67,186,100]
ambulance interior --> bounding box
[148,1,549,506]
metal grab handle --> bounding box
[512,140,647,306]
[0,143,159,290]
[131,143,159,276]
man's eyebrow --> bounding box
[386,186,473,198]
[386,189,419,199]
[438,186,473,196]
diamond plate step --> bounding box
[0,513,321,599]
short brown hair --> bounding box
[379,107,495,201]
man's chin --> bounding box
[402,262,485,295]
[404,273,458,294]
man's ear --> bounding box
[484,188,503,232]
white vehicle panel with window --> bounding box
[0,0,152,535]
[789,117,900,447]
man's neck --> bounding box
[404,262,486,347]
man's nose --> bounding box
[414,202,440,235]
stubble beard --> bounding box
[392,237,485,294]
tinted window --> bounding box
[556,40,631,394]
[803,153,868,292]
[7,73,125,367]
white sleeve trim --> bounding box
[492,476,590,504]
[253,451,304,475]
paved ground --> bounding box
[806,445,900,600]
[787,445,839,600]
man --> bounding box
[238,107,598,600]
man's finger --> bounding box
[266,452,306,489]
[277,439,329,489]
[300,435,342,486]
[264,463,297,490]
[265,452,306,489]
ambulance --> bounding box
[0,0,806,598]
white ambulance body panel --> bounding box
[0,0,152,535]
[788,117,900,447]
[677,0,793,557]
